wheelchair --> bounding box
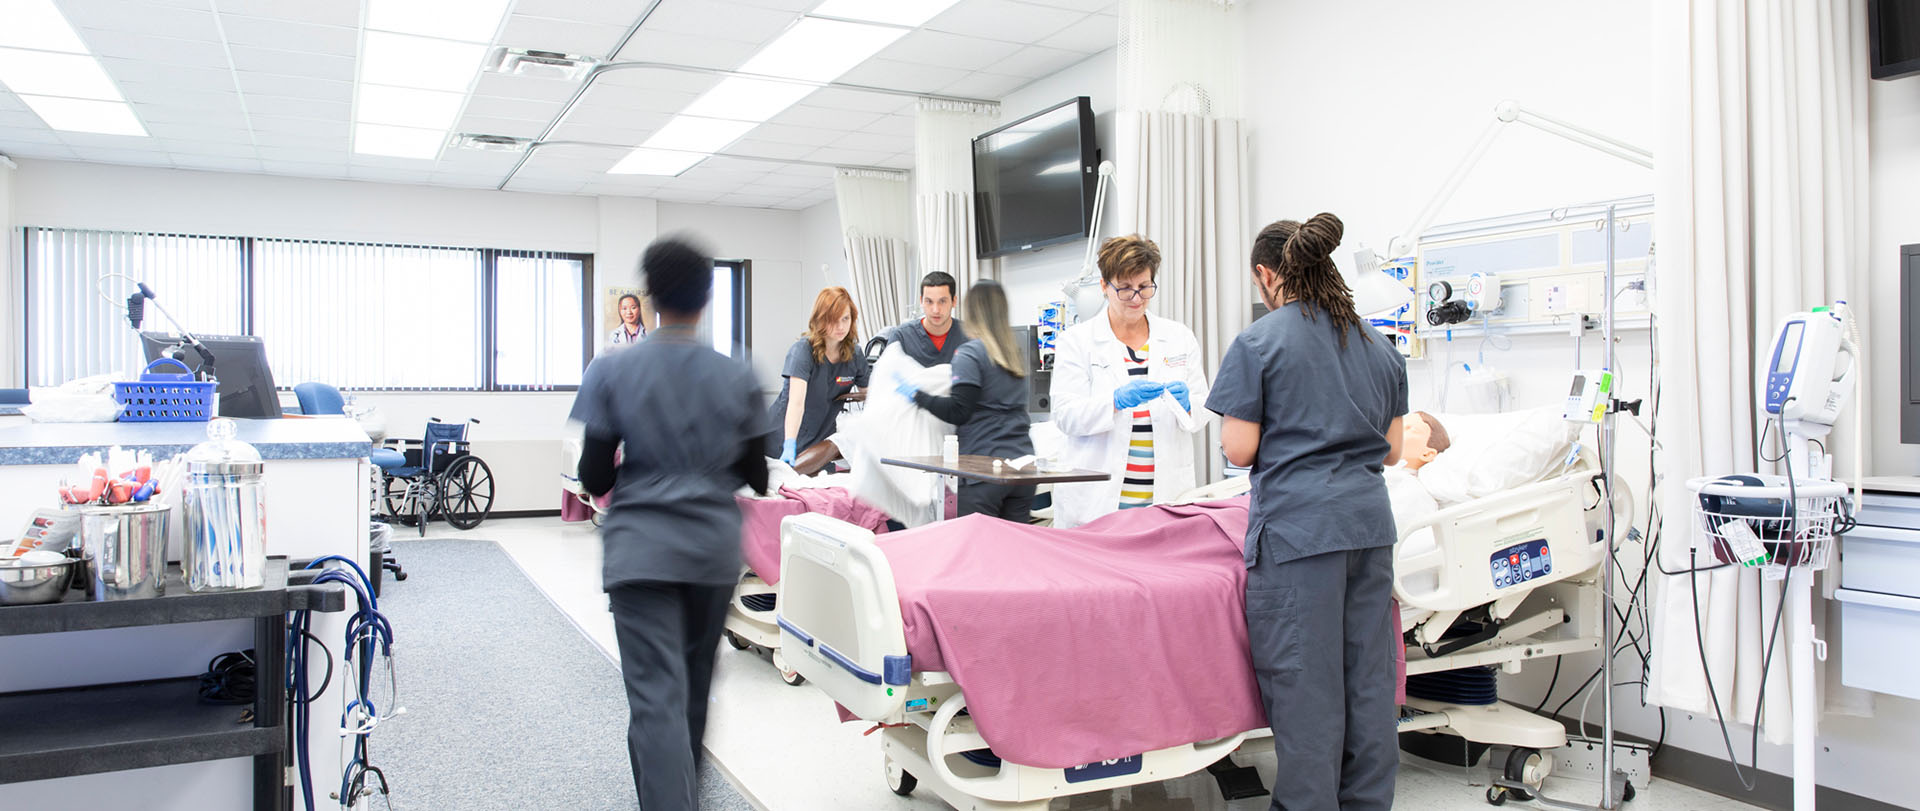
[374,417,495,536]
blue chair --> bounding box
[298,382,408,580]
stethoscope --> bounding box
[299,556,401,810]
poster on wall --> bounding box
[603,287,652,353]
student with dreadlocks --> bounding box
[1204,213,1408,810]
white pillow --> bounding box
[1417,406,1580,504]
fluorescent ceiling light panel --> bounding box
[643,116,756,154]
[361,31,489,93]
[357,84,465,130]
[683,76,816,123]
[366,0,514,44]
[0,48,124,100]
[740,17,908,83]
[354,122,446,159]
[810,0,962,27]
[0,0,91,53]
[609,148,704,176]
[19,95,146,136]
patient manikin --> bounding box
[1398,410,1451,472]
[1386,412,1449,628]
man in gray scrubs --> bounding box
[880,271,970,366]
[572,235,769,811]
[1206,214,1408,811]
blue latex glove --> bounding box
[1164,380,1191,412]
[892,372,919,403]
[1113,378,1165,410]
[779,439,797,466]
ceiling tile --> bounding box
[499,14,631,59]
[593,66,723,96]
[504,177,588,194]
[805,145,893,166]
[456,114,548,139]
[215,16,359,56]
[711,193,791,209]
[687,157,771,177]
[862,113,915,137]
[234,73,352,103]
[83,31,234,69]
[873,152,914,170]
[144,120,254,143]
[435,149,520,170]
[829,130,911,153]
[753,170,832,190]
[58,135,171,155]
[1037,12,1116,53]
[243,95,349,121]
[257,144,350,162]
[936,71,1029,99]
[227,46,357,82]
[511,0,658,27]
[615,28,761,71]
[462,94,566,122]
[925,0,1085,43]
[251,131,347,151]
[990,45,1088,79]
[722,0,818,10]
[157,139,258,157]
[569,83,697,121]
[473,72,584,104]
[349,166,435,184]
[427,173,501,188]
[874,30,1024,73]
[248,115,348,138]
[650,188,720,204]
[549,119,661,145]
[725,138,817,160]
[258,159,350,176]
[763,104,879,133]
[837,59,969,94]
[641,1,799,45]
[744,122,843,147]
[169,154,262,172]
[797,87,914,115]
[216,0,360,28]
[1011,0,1117,12]
[65,2,224,41]
[0,129,70,147]
[102,60,234,95]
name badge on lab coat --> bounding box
[1164,353,1189,368]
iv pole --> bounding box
[1402,101,1652,811]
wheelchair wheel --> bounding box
[438,455,495,530]
[381,476,410,521]
[412,478,435,537]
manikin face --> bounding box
[1105,269,1155,323]
[921,286,955,329]
[827,311,853,345]
[619,298,641,326]
[1402,413,1441,470]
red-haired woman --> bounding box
[767,286,868,465]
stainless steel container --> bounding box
[183,459,267,592]
[0,558,78,605]
[79,503,171,601]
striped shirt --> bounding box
[1119,344,1154,510]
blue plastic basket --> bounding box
[115,358,216,422]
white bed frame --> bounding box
[722,569,807,685]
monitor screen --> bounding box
[140,332,283,419]
[971,97,1095,259]
[1872,0,1920,79]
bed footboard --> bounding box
[777,512,911,723]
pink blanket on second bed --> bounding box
[875,497,1406,769]
[736,486,891,585]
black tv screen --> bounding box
[972,97,1095,259]
[1872,0,1920,80]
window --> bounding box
[702,260,752,357]
[22,227,592,391]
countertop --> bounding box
[0,418,372,465]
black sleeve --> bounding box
[732,436,769,496]
[913,383,982,425]
[578,431,620,496]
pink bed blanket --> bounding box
[873,497,1406,769]
[736,486,890,585]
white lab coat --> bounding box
[1048,311,1212,528]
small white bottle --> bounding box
[942,435,959,466]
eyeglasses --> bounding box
[1109,282,1158,301]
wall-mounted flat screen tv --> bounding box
[972,96,1096,259]
[1872,0,1920,80]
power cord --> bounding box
[198,649,257,706]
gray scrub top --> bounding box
[1205,303,1408,566]
[883,317,969,367]
[950,340,1034,458]
[766,337,870,454]
[570,329,766,588]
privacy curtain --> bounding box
[914,99,1001,297]
[833,168,914,341]
[1646,0,1871,741]
[1118,0,1251,481]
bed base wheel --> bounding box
[723,630,748,650]
[772,649,805,686]
[885,758,917,796]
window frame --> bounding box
[19,227,597,393]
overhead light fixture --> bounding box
[367,0,513,43]
[0,0,91,53]
[0,49,124,100]
[484,47,598,81]
[683,77,816,123]
[354,123,446,160]
[19,95,147,136]
[356,85,466,130]
[740,17,908,83]
[809,0,962,27]
[360,32,489,93]
[609,148,704,177]
[454,133,533,152]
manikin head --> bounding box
[1401,410,1451,470]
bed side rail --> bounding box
[1394,475,1600,613]
[777,512,910,722]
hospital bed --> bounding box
[778,407,1611,808]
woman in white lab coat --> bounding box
[1049,235,1211,529]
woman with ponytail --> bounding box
[1204,213,1408,810]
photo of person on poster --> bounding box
[606,288,650,352]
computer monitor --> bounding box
[140,332,283,419]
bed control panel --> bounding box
[1491,538,1553,589]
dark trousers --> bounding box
[1245,545,1397,811]
[958,481,1036,523]
[608,581,733,811]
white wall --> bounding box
[656,200,822,393]
[8,160,813,512]
[996,48,1120,321]
[0,157,15,388]
[801,199,850,294]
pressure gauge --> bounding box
[1428,280,1453,301]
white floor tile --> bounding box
[432,517,1765,811]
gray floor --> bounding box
[374,539,754,811]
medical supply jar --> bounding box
[78,503,170,601]
[182,418,267,592]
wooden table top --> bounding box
[880,455,1111,486]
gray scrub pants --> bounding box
[609,581,733,811]
[1245,544,1397,811]
[958,481,1036,523]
